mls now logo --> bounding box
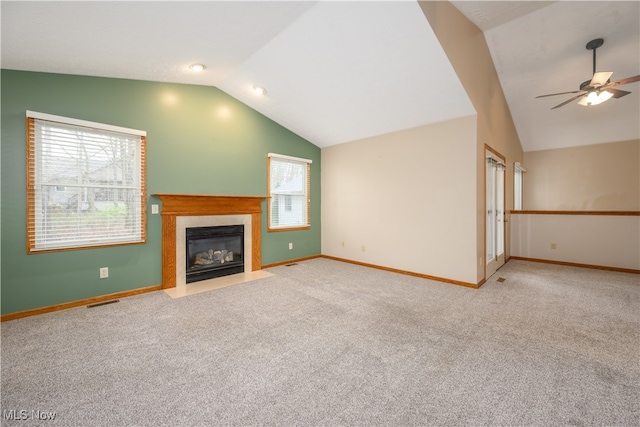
[2,410,28,420]
[3,409,56,421]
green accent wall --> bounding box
[1,70,321,315]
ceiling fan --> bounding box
[536,38,640,110]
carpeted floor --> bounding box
[1,258,638,426]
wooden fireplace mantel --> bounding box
[154,194,266,289]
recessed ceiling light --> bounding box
[253,85,267,96]
[189,64,206,72]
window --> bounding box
[514,162,526,210]
[268,153,311,231]
[26,111,146,253]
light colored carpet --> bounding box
[1,258,638,426]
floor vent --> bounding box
[87,299,120,308]
[497,277,506,283]
[285,263,298,267]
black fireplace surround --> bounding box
[186,225,244,283]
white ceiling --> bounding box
[456,1,640,152]
[2,1,639,152]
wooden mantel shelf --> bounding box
[153,194,266,289]
[154,194,266,215]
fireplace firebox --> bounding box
[186,225,244,283]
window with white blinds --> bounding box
[514,162,526,210]
[268,153,311,231]
[26,111,146,253]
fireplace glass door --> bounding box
[186,225,244,283]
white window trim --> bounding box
[27,110,146,137]
[267,152,312,164]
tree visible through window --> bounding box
[26,111,146,252]
[268,153,311,231]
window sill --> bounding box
[268,225,311,233]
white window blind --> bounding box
[268,153,311,230]
[26,111,146,252]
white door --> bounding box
[486,151,505,278]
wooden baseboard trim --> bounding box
[321,255,482,289]
[510,210,640,216]
[3,253,495,321]
[1,285,163,322]
[262,254,323,269]
[509,256,640,274]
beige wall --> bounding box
[511,214,640,270]
[523,140,640,210]
[321,116,479,284]
[419,1,524,281]
[321,2,525,285]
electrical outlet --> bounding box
[99,267,109,279]
[362,245,366,252]
[341,241,345,248]
[289,242,293,250]
[151,204,159,214]
[551,243,557,250]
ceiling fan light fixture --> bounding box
[538,37,639,110]
[578,90,613,106]
[598,90,613,103]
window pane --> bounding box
[486,160,495,262]
[28,115,145,252]
[270,159,305,194]
[514,169,523,210]
[497,165,504,256]
[35,185,142,249]
[268,156,310,229]
[270,194,306,227]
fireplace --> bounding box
[153,194,265,289]
[186,225,244,283]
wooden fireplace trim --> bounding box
[154,194,266,289]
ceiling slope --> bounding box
[455,1,640,152]
[217,1,474,147]
[1,1,474,149]
[0,1,316,85]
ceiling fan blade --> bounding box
[536,90,583,98]
[607,74,640,88]
[604,88,631,99]
[551,93,587,110]
[590,71,613,87]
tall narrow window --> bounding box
[268,153,311,231]
[26,111,146,253]
[514,162,526,210]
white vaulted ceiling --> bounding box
[2,1,639,151]
[452,1,640,151]
[217,1,473,147]
[1,1,473,148]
